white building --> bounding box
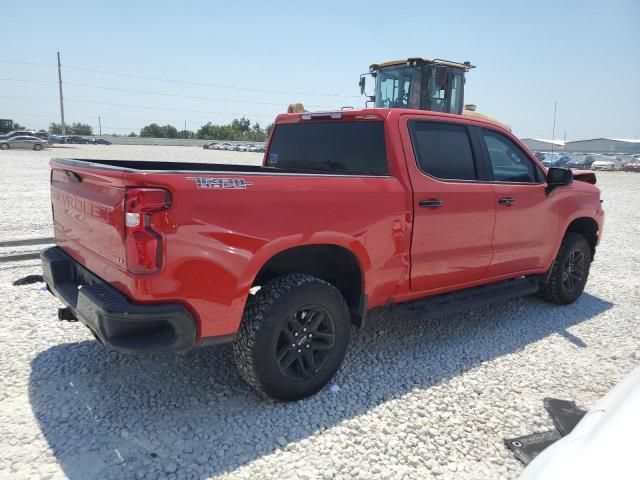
[520,138,565,151]
[564,138,640,154]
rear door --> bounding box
[401,117,495,292]
[476,127,557,275]
[12,136,29,148]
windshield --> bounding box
[374,65,422,109]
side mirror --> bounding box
[359,75,366,95]
[546,167,573,192]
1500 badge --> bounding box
[187,177,253,189]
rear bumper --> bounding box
[41,246,197,353]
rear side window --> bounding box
[409,121,477,180]
[266,121,388,175]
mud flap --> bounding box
[504,397,587,465]
[544,398,586,436]
[504,430,562,465]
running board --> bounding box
[397,276,540,319]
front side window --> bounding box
[426,66,449,112]
[267,121,388,175]
[410,121,477,181]
[448,72,464,114]
[482,130,541,183]
[375,65,422,109]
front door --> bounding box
[477,127,558,275]
[401,117,496,292]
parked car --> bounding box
[34,131,50,140]
[64,135,92,144]
[534,152,546,162]
[542,154,571,167]
[623,159,640,172]
[0,135,49,150]
[567,155,596,170]
[91,138,112,145]
[41,108,604,401]
[591,157,623,171]
[238,144,254,152]
[203,142,218,150]
[0,130,36,139]
[214,142,232,150]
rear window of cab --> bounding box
[266,121,388,175]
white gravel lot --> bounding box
[0,145,639,480]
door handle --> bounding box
[498,197,516,206]
[419,199,444,208]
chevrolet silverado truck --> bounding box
[41,108,604,401]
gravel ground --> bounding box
[0,145,639,480]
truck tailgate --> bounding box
[51,164,126,268]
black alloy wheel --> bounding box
[275,305,337,381]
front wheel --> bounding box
[539,232,591,304]
[233,274,350,401]
[0,143,8,150]
[33,144,43,151]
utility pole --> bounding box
[98,116,102,136]
[551,100,557,155]
[57,52,66,135]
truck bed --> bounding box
[53,158,388,176]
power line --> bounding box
[0,60,56,68]
[0,78,337,108]
[0,78,58,85]
[62,64,360,98]
[9,111,265,128]
[0,59,361,99]
[65,98,275,118]
[0,95,275,118]
[63,81,336,108]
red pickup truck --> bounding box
[42,108,604,401]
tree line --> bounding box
[44,117,272,140]
[140,117,273,141]
[49,122,94,135]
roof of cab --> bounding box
[370,58,474,71]
[273,107,510,132]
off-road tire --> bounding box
[33,144,43,151]
[0,143,8,150]
[539,232,591,305]
[233,273,350,401]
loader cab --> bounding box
[0,119,14,135]
[360,58,473,115]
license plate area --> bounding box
[71,265,98,287]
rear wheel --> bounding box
[33,144,43,151]
[0,143,8,150]
[539,233,591,305]
[233,274,350,401]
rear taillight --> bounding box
[124,188,171,274]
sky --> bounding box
[1,0,639,140]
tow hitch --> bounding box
[58,307,77,322]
